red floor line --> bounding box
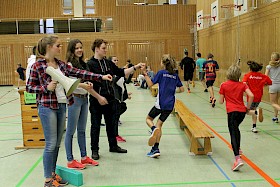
[0,114,20,120]
[193,111,280,187]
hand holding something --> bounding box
[136,62,146,70]
[102,74,112,81]
[80,82,93,91]
[47,81,57,91]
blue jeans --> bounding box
[38,104,66,178]
[65,96,88,161]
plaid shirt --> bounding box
[26,58,102,109]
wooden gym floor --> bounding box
[0,82,280,187]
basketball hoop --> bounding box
[221,4,242,11]
[187,23,197,33]
[199,15,212,28]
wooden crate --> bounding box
[16,89,45,149]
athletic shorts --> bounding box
[269,84,280,94]
[148,106,172,122]
[206,80,215,88]
[250,102,260,110]
[199,72,205,81]
[184,73,193,81]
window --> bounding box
[84,0,95,14]
[62,0,73,15]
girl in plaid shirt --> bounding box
[26,35,112,187]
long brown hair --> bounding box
[162,54,176,74]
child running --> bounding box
[142,54,184,158]
[242,61,272,133]
[219,65,254,171]
[203,53,219,107]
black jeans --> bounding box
[89,100,118,152]
[227,111,246,156]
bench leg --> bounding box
[204,138,212,155]
[190,136,199,155]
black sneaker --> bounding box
[92,151,100,160]
[204,89,208,92]
[109,146,127,153]
[212,98,216,108]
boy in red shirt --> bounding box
[242,61,272,133]
[219,65,254,171]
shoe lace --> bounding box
[54,174,61,182]
[51,179,61,187]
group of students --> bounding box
[24,34,280,186]
[180,50,280,171]
[219,52,280,171]
[180,51,220,108]
[25,35,184,187]
[26,36,145,187]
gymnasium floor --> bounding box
[0,82,280,187]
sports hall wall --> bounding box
[0,0,196,86]
[196,0,280,102]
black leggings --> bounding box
[227,112,246,156]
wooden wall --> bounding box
[196,0,280,102]
[0,3,195,85]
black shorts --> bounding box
[184,73,193,81]
[20,75,25,81]
[148,106,172,122]
[206,80,215,88]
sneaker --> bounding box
[53,174,68,186]
[148,128,159,146]
[232,159,244,171]
[81,156,99,166]
[209,97,213,103]
[257,108,263,122]
[67,160,86,170]
[211,98,216,108]
[251,127,258,133]
[116,135,126,142]
[147,149,161,158]
[109,146,127,153]
[44,179,63,187]
[187,88,191,93]
[204,89,208,92]
[272,117,279,123]
[91,151,100,160]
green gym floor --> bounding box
[0,82,280,187]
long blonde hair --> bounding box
[269,52,280,67]
[37,35,59,59]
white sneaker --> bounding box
[251,127,258,133]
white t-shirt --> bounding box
[53,68,67,103]
[26,55,36,84]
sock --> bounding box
[235,155,240,161]
[252,124,256,128]
[153,143,159,150]
[151,126,156,131]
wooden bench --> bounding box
[174,99,214,155]
[150,84,158,97]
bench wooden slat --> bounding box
[174,99,214,155]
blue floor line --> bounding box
[208,155,236,187]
